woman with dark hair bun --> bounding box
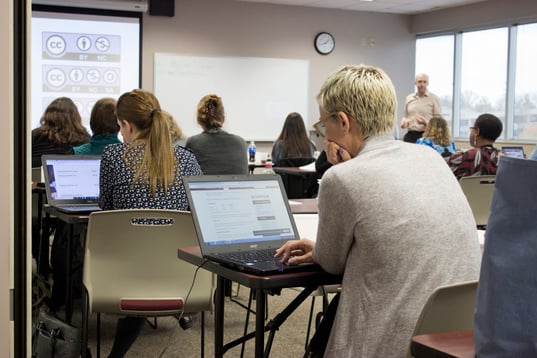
[445,113,503,179]
[186,94,248,175]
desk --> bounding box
[273,167,319,199]
[289,198,318,214]
[411,330,475,358]
[178,246,341,357]
[248,161,266,175]
[43,205,90,323]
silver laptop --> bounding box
[183,174,319,275]
[501,146,525,158]
[41,155,102,213]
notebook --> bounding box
[41,155,103,213]
[501,146,525,158]
[183,174,320,275]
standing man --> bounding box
[400,73,442,143]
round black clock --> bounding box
[314,32,335,55]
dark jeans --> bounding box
[403,130,424,143]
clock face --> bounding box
[315,32,335,55]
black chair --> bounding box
[276,157,319,199]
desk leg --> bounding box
[215,275,225,357]
[65,223,73,323]
[255,289,265,358]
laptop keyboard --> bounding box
[219,249,277,264]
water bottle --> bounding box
[248,141,256,162]
[263,155,275,174]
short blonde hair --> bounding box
[317,64,397,137]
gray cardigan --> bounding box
[314,135,481,357]
[185,128,248,175]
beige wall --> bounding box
[1,0,13,356]
[411,0,537,34]
[141,0,415,134]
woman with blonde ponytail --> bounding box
[99,89,203,357]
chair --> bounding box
[459,175,496,228]
[276,158,319,199]
[81,210,214,358]
[408,280,478,358]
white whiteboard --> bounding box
[154,53,309,141]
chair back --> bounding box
[83,209,214,316]
[459,175,495,227]
[408,280,478,357]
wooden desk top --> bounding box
[178,246,341,290]
[411,330,475,358]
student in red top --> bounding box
[445,113,503,180]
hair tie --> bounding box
[150,108,160,117]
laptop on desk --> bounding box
[183,174,320,275]
[42,155,103,214]
[501,146,525,158]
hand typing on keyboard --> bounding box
[274,239,315,266]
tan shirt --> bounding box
[403,92,442,131]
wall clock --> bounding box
[314,32,335,55]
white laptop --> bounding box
[41,155,102,213]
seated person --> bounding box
[445,113,503,179]
[166,112,188,147]
[416,116,456,157]
[315,150,332,177]
[32,97,90,167]
[271,112,316,166]
[275,64,481,357]
[74,97,121,155]
[186,94,248,174]
[100,89,203,357]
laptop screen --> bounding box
[184,175,298,250]
[501,146,525,158]
[42,155,101,202]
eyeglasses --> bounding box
[313,121,326,138]
[469,126,476,130]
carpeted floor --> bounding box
[61,283,335,358]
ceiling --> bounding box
[233,0,487,15]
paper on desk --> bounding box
[299,161,316,171]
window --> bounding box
[415,35,454,122]
[459,28,508,138]
[513,23,537,140]
[416,22,537,142]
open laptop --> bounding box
[41,155,102,213]
[183,174,320,275]
[501,146,525,158]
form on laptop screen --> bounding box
[187,178,296,247]
[45,157,100,201]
